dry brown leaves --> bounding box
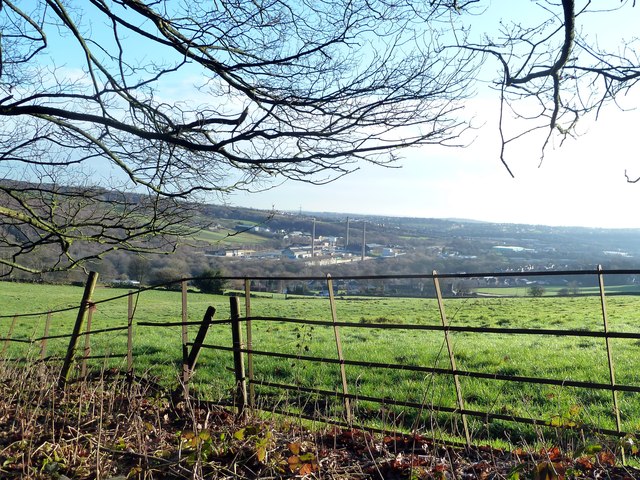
[0,367,639,479]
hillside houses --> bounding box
[282,246,313,259]
[205,248,254,257]
[199,216,415,264]
[234,224,272,234]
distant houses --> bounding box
[203,218,408,263]
[493,245,536,253]
[205,248,254,257]
[368,245,403,258]
[282,246,313,259]
[234,224,271,234]
[206,241,407,262]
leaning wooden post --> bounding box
[230,296,248,419]
[186,306,216,371]
[433,271,471,446]
[327,274,352,424]
[40,311,52,360]
[80,304,95,378]
[597,265,624,461]
[181,280,189,397]
[1,315,17,357]
[59,271,99,387]
[171,306,216,402]
[127,291,134,380]
[244,278,255,407]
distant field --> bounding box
[475,284,640,296]
[194,227,270,245]
[2,280,640,444]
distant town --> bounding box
[9,204,640,288]
[204,220,405,265]
[196,210,640,273]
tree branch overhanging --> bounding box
[0,0,475,275]
[457,0,639,175]
[1,0,640,275]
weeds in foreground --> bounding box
[0,361,638,479]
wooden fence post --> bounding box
[127,291,134,379]
[597,265,624,460]
[230,296,248,419]
[327,274,352,424]
[171,306,216,402]
[433,271,471,446]
[181,280,189,397]
[1,315,17,357]
[244,278,255,407]
[80,304,95,378]
[40,311,52,360]
[186,306,216,371]
[59,271,99,387]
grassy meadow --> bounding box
[194,227,270,245]
[2,280,640,445]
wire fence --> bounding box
[2,267,640,446]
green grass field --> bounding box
[194,226,271,245]
[2,280,640,446]
[194,220,276,247]
[475,284,640,296]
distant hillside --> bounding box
[189,205,640,279]
[4,187,640,284]
[270,208,640,260]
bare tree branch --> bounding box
[0,0,476,275]
[457,0,640,174]
[1,0,639,275]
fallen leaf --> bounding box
[288,442,300,455]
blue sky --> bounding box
[29,1,640,229]
[229,2,640,229]
[230,97,640,228]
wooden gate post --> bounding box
[59,271,98,387]
[230,296,248,418]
